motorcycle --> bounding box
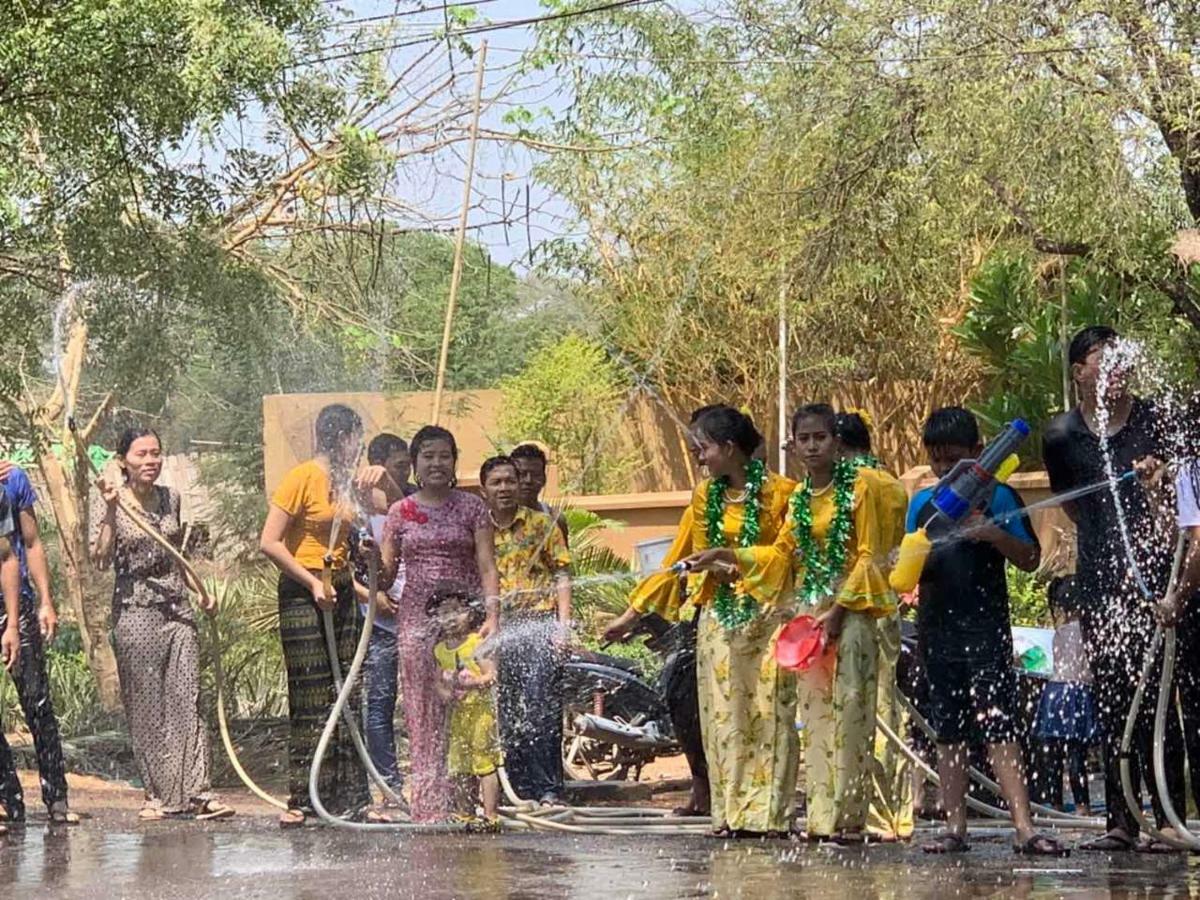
[561,615,691,781]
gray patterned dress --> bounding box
[90,485,213,813]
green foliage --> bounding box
[1008,566,1049,629]
[558,506,659,671]
[955,253,1196,458]
[199,572,287,720]
[499,334,634,493]
[0,624,119,738]
[528,0,1200,456]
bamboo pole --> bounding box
[777,264,788,475]
[431,41,488,424]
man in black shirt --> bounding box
[1042,325,1186,852]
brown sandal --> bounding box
[195,800,235,821]
[49,803,81,825]
[278,809,306,829]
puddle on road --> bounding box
[3,826,1198,898]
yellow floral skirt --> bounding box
[697,604,799,832]
[798,605,880,837]
[868,614,913,840]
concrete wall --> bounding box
[261,389,697,496]
[261,389,529,494]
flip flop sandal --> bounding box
[49,806,81,825]
[278,809,307,829]
[1136,838,1182,855]
[790,827,830,843]
[1015,834,1070,857]
[922,832,971,854]
[1079,832,1136,852]
[195,800,235,821]
[138,807,166,822]
[710,825,734,839]
[360,808,400,824]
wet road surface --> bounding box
[2,812,1198,899]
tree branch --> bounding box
[984,176,1092,255]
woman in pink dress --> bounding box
[381,425,500,821]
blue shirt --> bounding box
[906,482,1034,542]
[906,482,1038,660]
[3,466,38,582]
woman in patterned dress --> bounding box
[381,425,501,823]
[90,428,233,821]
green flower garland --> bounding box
[792,458,857,604]
[704,458,767,630]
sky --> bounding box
[314,0,591,270]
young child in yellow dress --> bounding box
[428,584,502,822]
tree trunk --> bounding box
[36,450,122,710]
[25,312,123,710]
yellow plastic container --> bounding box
[994,453,1020,485]
[889,528,932,594]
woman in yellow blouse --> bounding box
[689,403,907,841]
[674,406,796,837]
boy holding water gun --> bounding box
[906,407,1065,856]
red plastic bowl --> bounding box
[776,614,826,671]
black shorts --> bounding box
[925,653,1020,745]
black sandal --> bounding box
[1079,831,1136,852]
[922,831,970,854]
[1015,833,1070,857]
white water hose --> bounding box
[1153,626,1200,849]
[895,693,1103,827]
[1119,531,1200,850]
[309,544,475,832]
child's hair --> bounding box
[425,581,486,632]
[922,406,980,449]
[1047,575,1078,620]
[834,411,871,453]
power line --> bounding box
[484,36,1187,68]
[292,0,662,67]
[321,0,504,27]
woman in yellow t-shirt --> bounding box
[259,403,390,828]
